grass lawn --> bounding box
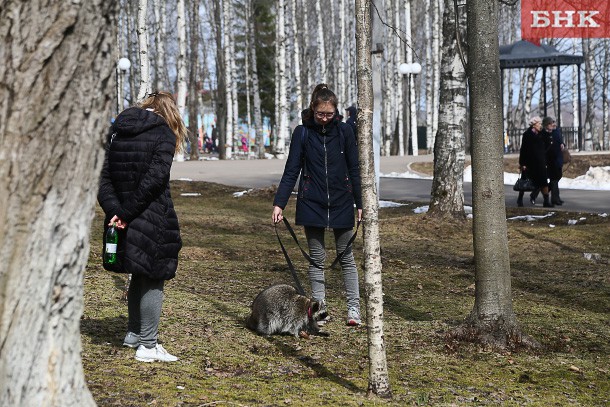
[83,175,609,406]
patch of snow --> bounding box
[568,219,578,225]
[180,193,201,197]
[178,178,193,182]
[380,200,407,208]
[233,189,252,197]
[507,213,555,222]
[413,205,429,214]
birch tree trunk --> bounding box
[582,39,596,151]
[223,0,234,158]
[315,0,327,81]
[602,45,610,150]
[454,0,537,350]
[0,2,115,405]
[355,0,392,398]
[572,40,580,149]
[430,0,441,152]
[213,0,228,159]
[291,0,304,113]
[188,0,200,161]
[428,0,466,219]
[247,0,265,159]
[274,0,288,158]
[136,0,151,101]
[153,0,169,90]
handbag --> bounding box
[562,148,571,164]
[513,173,536,192]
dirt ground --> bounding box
[82,156,610,406]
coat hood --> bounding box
[113,107,168,137]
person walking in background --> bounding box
[272,85,363,326]
[345,105,358,139]
[517,115,553,208]
[543,117,565,205]
[98,91,185,362]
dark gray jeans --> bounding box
[127,274,165,348]
[304,226,360,311]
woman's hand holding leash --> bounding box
[272,206,283,224]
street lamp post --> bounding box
[117,57,131,115]
[398,62,422,156]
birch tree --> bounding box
[223,0,234,158]
[212,0,228,159]
[582,39,597,151]
[274,0,288,158]
[453,0,537,350]
[153,0,169,90]
[428,0,467,219]
[355,0,392,398]
[0,1,115,404]
[187,0,200,161]
[315,0,326,81]
[136,0,151,101]
[176,0,187,117]
[247,0,265,159]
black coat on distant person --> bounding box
[544,128,564,180]
[519,126,549,187]
[273,115,362,229]
[98,107,182,280]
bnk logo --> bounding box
[522,0,610,40]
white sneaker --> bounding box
[135,344,178,362]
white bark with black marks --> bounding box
[355,0,392,398]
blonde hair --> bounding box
[528,116,542,127]
[139,91,187,153]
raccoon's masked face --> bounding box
[308,301,323,322]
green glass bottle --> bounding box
[104,223,119,265]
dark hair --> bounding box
[542,116,555,127]
[310,87,338,111]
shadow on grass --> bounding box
[81,315,128,346]
[384,294,433,321]
[209,299,363,394]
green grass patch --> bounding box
[83,181,610,406]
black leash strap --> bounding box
[275,218,362,294]
[329,220,361,270]
[281,218,323,269]
[274,222,307,296]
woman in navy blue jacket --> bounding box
[272,85,363,326]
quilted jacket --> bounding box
[97,107,182,280]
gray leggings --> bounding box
[127,274,165,348]
[304,226,360,310]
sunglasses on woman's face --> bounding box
[315,111,335,119]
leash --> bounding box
[274,218,361,296]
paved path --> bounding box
[171,154,609,214]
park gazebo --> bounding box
[499,40,585,151]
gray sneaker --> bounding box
[123,332,140,348]
[346,307,361,326]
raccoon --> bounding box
[245,284,326,338]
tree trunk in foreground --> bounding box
[355,0,392,398]
[428,0,467,220]
[0,1,115,405]
[455,0,538,350]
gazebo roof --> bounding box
[499,40,584,69]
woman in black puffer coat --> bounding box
[273,85,363,326]
[98,91,185,362]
